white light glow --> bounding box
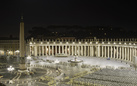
[27,56,31,60]
[7,66,14,72]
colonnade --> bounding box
[27,40,137,63]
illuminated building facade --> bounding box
[0,38,19,56]
[27,38,137,64]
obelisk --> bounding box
[19,15,26,70]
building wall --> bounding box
[0,40,19,56]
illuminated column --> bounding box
[132,48,134,62]
[111,46,112,58]
[39,46,41,56]
[91,45,94,56]
[72,45,73,55]
[32,46,34,56]
[135,48,136,57]
[55,46,57,55]
[117,46,118,59]
[69,45,70,55]
[30,46,32,56]
[84,46,86,56]
[130,47,131,61]
[95,46,97,57]
[105,46,106,57]
[35,46,37,56]
[52,46,54,56]
[62,45,64,54]
[81,46,83,56]
[75,46,76,55]
[125,47,126,60]
[90,46,91,56]
[98,45,100,57]
[102,46,103,57]
[120,47,121,59]
[65,46,67,55]
[108,46,109,57]
[49,46,50,55]
[114,46,115,58]
[127,47,129,61]
[122,47,124,60]
[45,46,47,56]
[78,46,80,56]
[87,46,89,56]
[42,46,44,56]
[59,45,60,54]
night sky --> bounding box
[0,0,137,37]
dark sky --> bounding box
[0,0,137,37]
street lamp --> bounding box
[7,66,14,79]
[27,56,31,71]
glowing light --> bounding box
[15,50,20,53]
[54,59,59,63]
[27,56,31,60]
[30,42,32,44]
[7,66,14,72]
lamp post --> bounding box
[27,56,31,71]
[7,66,14,79]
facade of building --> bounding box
[0,38,19,56]
[26,38,137,65]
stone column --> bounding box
[125,47,126,60]
[130,47,131,61]
[59,45,60,54]
[122,47,124,60]
[35,46,37,56]
[78,46,80,56]
[42,46,44,56]
[55,46,57,55]
[39,46,41,56]
[52,46,54,56]
[72,45,73,55]
[62,45,64,54]
[92,46,93,56]
[111,46,112,58]
[30,46,32,56]
[108,46,109,58]
[128,47,129,61]
[84,46,86,56]
[97,45,100,57]
[90,46,91,56]
[117,46,118,59]
[105,46,106,57]
[69,45,70,55]
[102,46,103,57]
[114,46,115,58]
[49,46,50,55]
[45,46,47,56]
[135,48,136,57]
[120,47,121,59]
[75,46,77,55]
[65,46,67,55]
[81,46,83,56]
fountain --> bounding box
[68,55,83,63]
